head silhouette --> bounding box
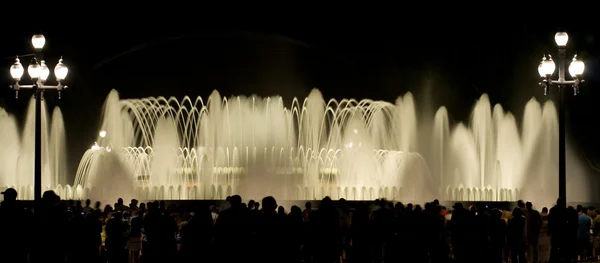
[230,195,242,207]
[526,201,533,209]
[453,202,463,210]
[320,196,333,210]
[512,207,522,217]
[557,197,566,207]
[492,209,502,219]
[290,205,301,215]
[261,196,277,212]
[113,211,123,221]
[42,190,60,205]
[1,188,17,202]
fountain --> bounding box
[0,96,68,199]
[65,88,566,206]
[0,87,582,206]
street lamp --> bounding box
[8,34,69,202]
[538,32,585,202]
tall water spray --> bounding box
[69,88,583,207]
[0,96,68,198]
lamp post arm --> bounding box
[10,84,35,89]
[3,54,36,60]
[9,81,67,99]
[39,83,68,90]
[547,79,580,86]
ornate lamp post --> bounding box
[537,32,585,201]
[9,34,69,202]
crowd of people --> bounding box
[0,187,598,263]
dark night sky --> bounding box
[1,10,599,179]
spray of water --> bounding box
[0,89,585,207]
[67,89,570,206]
[0,96,67,198]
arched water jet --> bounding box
[4,87,569,204]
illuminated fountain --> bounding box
[0,97,68,199]
[71,89,563,205]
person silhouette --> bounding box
[549,197,569,262]
[508,208,526,262]
[215,195,251,263]
[33,190,67,263]
[0,188,30,263]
